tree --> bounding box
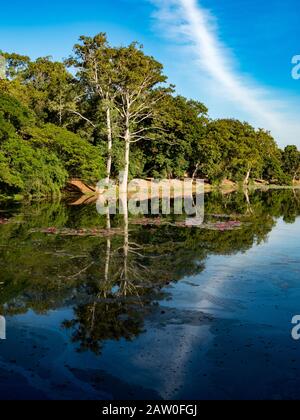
[0,138,68,196]
[0,93,34,133]
[24,123,105,183]
[0,54,76,127]
[282,145,300,182]
[1,52,30,79]
[112,43,169,192]
[142,95,208,179]
[195,120,283,185]
[0,93,104,196]
[21,57,75,125]
[256,129,288,184]
[0,95,68,197]
[69,34,119,185]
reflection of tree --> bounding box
[0,201,108,315]
[63,300,145,355]
[244,188,253,214]
[1,190,300,352]
[104,207,111,289]
[116,193,154,297]
[63,193,160,354]
[61,190,283,354]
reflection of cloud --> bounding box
[154,239,272,398]
[129,255,241,399]
[151,0,300,147]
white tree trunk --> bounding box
[103,209,111,298]
[105,107,113,186]
[120,140,130,193]
[119,192,129,295]
[120,118,131,193]
[192,163,200,181]
[244,188,253,214]
[244,168,251,186]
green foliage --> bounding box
[23,57,76,125]
[0,93,105,196]
[1,52,30,79]
[143,95,208,178]
[0,93,34,132]
[0,137,67,196]
[25,124,105,183]
[282,145,300,181]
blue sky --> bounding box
[1,0,300,146]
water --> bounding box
[0,190,300,400]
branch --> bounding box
[131,126,166,137]
[129,93,165,120]
[129,136,154,144]
[67,109,96,128]
[132,112,153,125]
[130,103,152,119]
[128,75,156,104]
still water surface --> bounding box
[0,190,300,400]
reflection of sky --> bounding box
[164,218,300,318]
[122,217,300,398]
[151,218,300,397]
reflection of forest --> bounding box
[0,189,300,353]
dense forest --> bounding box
[0,33,300,198]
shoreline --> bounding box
[1,180,300,203]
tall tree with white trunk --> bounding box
[69,34,118,185]
[113,43,168,193]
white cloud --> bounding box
[151,0,300,147]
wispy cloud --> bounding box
[151,0,300,147]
